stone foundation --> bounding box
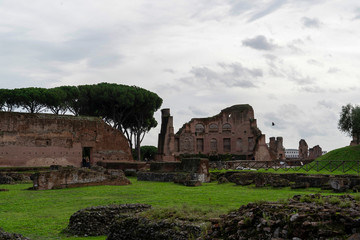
[218,171,360,192]
[65,204,151,236]
[31,166,131,190]
[205,194,360,240]
[137,158,210,186]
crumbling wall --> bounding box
[157,105,277,161]
[31,166,131,190]
[268,137,285,160]
[298,139,308,159]
[137,158,210,185]
[0,112,133,167]
[156,109,175,161]
[308,145,323,160]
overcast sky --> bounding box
[1,0,360,151]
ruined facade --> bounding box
[298,139,309,160]
[269,137,286,160]
[0,111,133,167]
[157,104,284,161]
[308,145,323,160]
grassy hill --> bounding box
[316,145,360,162]
[301,145,360,174]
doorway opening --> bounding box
[82,147,92,167]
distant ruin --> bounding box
[0,111,133,167]
[308,145,323,160]
[298,139,309,160]
[157,104,285,161]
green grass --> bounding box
[211,145,360,175]
[0,178,357,240]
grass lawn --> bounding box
[0,177,357,240]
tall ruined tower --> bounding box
[156,109,175,161]
[269,137,286,160]
[298,139,308,160]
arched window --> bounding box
[210,138,217,151]
[222,123,232,133]
[195,123,205,133]
[209,123,218,132]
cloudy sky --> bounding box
[1,0,360,151]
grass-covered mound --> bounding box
[304,145,360,174]
[316,144,360,162]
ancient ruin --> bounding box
[308,145,323,160]
[205,194,360,240]
[157,104,284,161]
[137,158,210,186]
[0,111,133,167]
[298,139,308,159]
[31,166,131,190]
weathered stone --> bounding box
[0,228,30,240]
[308,145,323,160]
[204,194,360,240]
[0,111,133,168]
[156,105,281,161]
[124,169,137,177]
[268,137,286,160]
[107,216,203,240]
[298,139,308,160]
[64,204,151,236]
[329,177,350,192]
[271,178,290,188]
[0,173,13,184]
[138,158,210,186]
[217,176,229,184]
[31,167,130,190]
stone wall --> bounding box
[0,111,133,167]
[298,139,308,159]
[308,145,323,160]
[137,158,210,185]
[64,204,203,240]
[31,166,130,190]
[157,105,279,161]
[65,204,151,236]
[205,194,360,240]
[217,171,360,192]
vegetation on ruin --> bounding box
[0,177,352,240]
[0,83,163,160]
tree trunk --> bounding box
[136,131,141,161]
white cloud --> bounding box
[242,35,278,51]
[0,0,358,151]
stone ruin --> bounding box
[64,194,360,240]
[157,105,286,161]
[64,204,151,236]
[31,166,130,190]
[215,171,360,192]
[64,204,204,240]
[308,145,323,160]
[268,137,286,160]
[0,111,133,168]
[0,228,30,240]
[205,194,360,240]
[298,139,308,159]
[137,158,210,186]
[298,139,323,160]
